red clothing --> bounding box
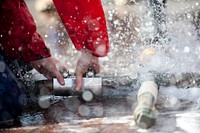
[0,0,109,63]
[53,0,109,57]
[0,0,51,62]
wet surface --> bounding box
[2,80,200,132]
[1,0,200,132]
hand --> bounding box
[30,57,67,85]
[75,49,100,91]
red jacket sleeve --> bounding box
[0,0,51,63]
[53,0,109,57]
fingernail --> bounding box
[75,87,79,91]
[61,80,65,86]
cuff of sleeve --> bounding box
[22,47,51,63]
[20,32,52,62]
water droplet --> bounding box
[0,61,6,73]
[78,105,90,116]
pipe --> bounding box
[36,68,102,102]
[133,72,158,129]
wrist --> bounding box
[81,49,98,58]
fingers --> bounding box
[43,73,52,80]
[38,65,65,85]
[75,61,87,91]
[91,62,100,75]
[75,64,100,91]
[75,73,83,91]
[47,64,66,85]
[54,70,65,85]
[75,54,100,91]
[59,66,68,73]
[30,57,67,86]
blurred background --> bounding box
[25,0,200,78]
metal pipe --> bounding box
[133,72,158,129]
[38,95,78,109]
[36,76,102,101]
